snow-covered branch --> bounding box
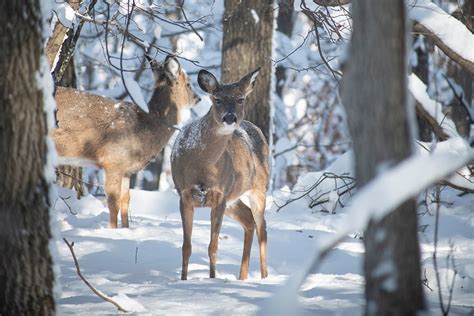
[262,137,474,315]
[409,0,474,74]
[409,73,461,139]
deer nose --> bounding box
[223,113,237,125]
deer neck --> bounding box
[146,87,181,126]
[199,111,235,158]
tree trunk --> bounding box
[275,0,294,98]
[221,0,274,142]
[413,35,433,142]
[341,1,425,314]
[47,1,85,198]
[0,1,55,314]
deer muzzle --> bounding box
[223,113,237,125]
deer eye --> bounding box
[236,98,244,105]
[214,98,223,105]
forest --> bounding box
[0,0,473,315]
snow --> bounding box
[53,134,474,314]
[123,75,149,113]
[39,1,61,306]
[408,0,474,63]
[171,118,207,159]
[55,2,76,29]
[408,73,460,138]
[250,9,260,24]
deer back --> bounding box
[54,55,199,174]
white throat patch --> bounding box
[217,123,237,135]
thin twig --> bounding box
[177,0,204,41]
[63,238,129,313]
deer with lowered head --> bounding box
[53,55,200,228]
[171,68,269,280]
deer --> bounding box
[171,67,269,281]
[53,55,200,228]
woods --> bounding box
[0,0,473,314]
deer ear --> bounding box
[198,70,219,94]
[239,67,260,96]
[164,55,181,79]
[145,55,164,80]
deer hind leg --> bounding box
[208,191,225,278]
[249,192,268,278]
[104,171,122,229]
[180,190,195,280]
[120,176,130,228]
[225,200,255,280]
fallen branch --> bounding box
[63,238,129,313]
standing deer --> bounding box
[171,68,269,280]
[53,55,199,228]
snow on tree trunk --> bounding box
[0,1,55,314]
[221,0,274,142]
[341,0,426,314]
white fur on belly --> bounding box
[57,157,97,167]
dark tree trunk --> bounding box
[0,1,55,314]
[413,35,433,142]
[221,0,274,142]
[275,0,294,98]
[342,1,425,314]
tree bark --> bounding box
[275,0,294,99]
[341,1,425,314]
[0,1,55,314]
[221,0,274,142]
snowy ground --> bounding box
[53,184,474,315]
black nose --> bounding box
[223,113,237,125]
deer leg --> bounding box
[249,192,268,278]
[104,171,122,229]
[225,200,255,280]
[120,176,130,228]
[180,191,194,280]
[209,194,225,278]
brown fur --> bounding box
[53,55,199,228]
[171,68,269,280]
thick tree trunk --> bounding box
[342,1,425,314]
[221,0,274,142]
[0,1,55,314]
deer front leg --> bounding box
[225,200,255,280]
[209,194,226,278]
[250,192,268,279]
[104,171,122,229]
[180,191,194,280]
[120,176,130,228]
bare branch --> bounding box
[312,0,351,6]
[177,0,204,41]
[63,238,129,313]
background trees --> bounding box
[221,0,275,143]
[0,1,55,314]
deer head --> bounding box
[147,55,201,111]
[197,67,260,133]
